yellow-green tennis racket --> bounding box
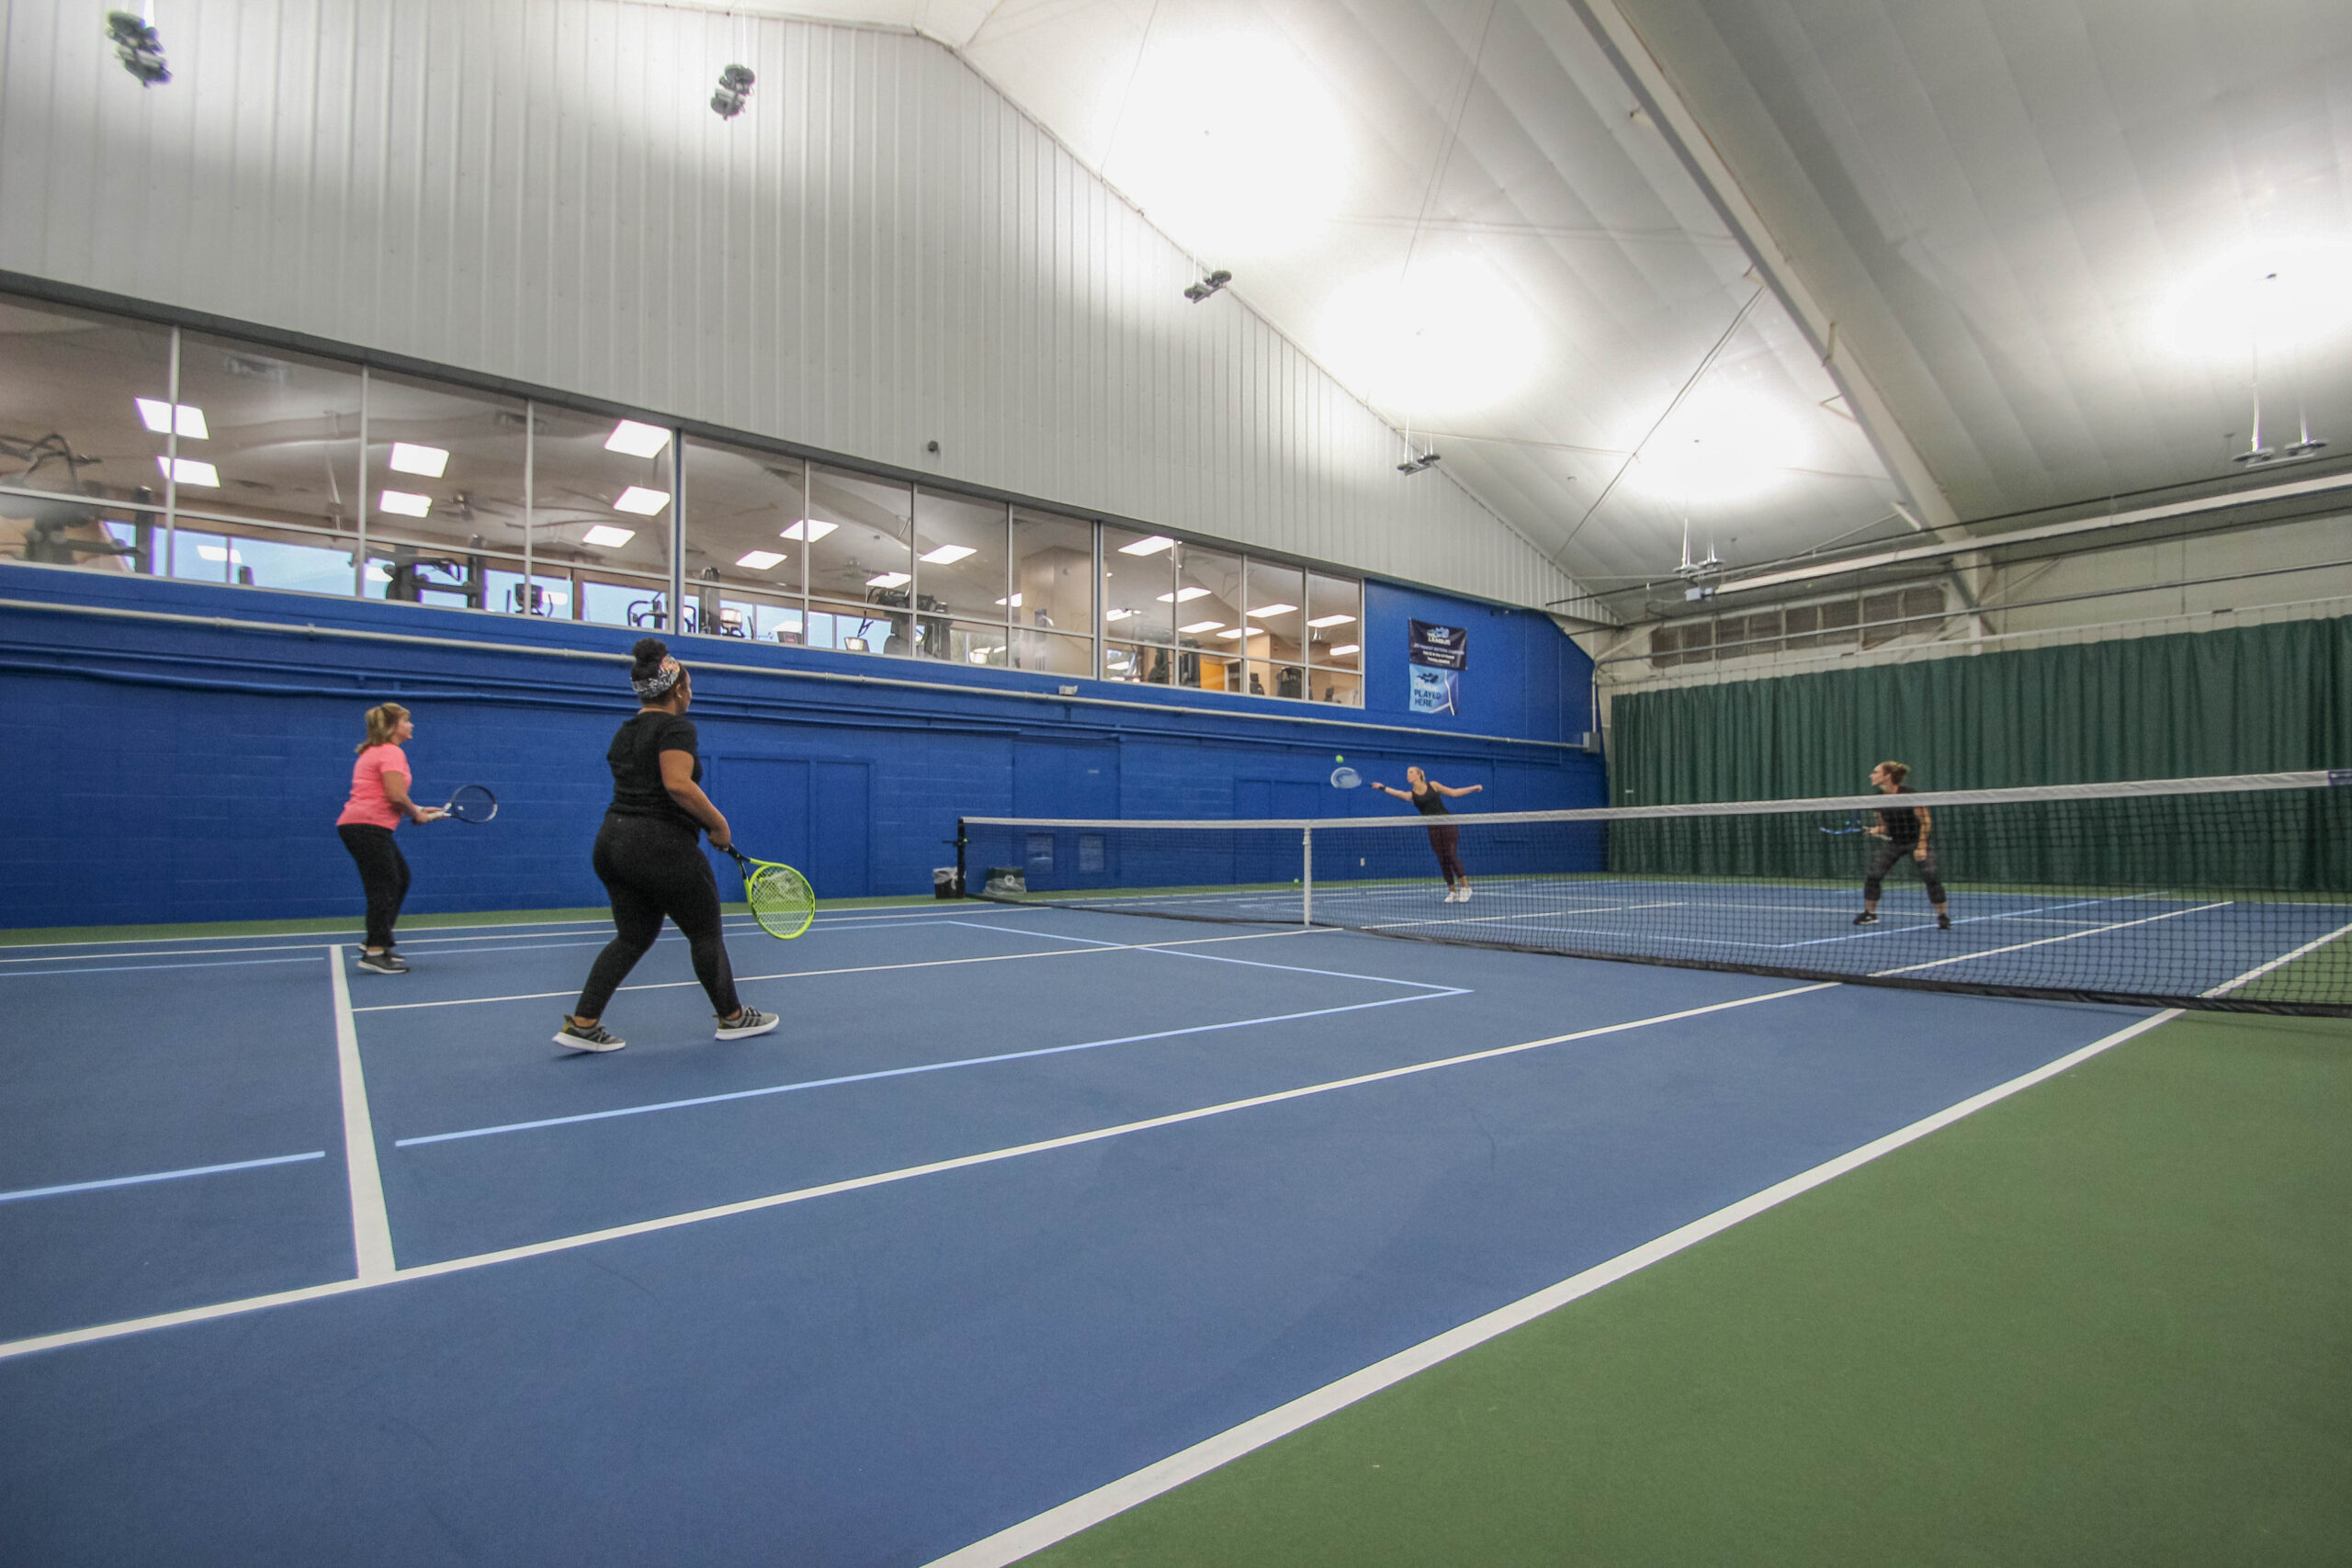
[723,846,816,939]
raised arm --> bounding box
[1431,781,1483,798]
[1368,782,1410,802]
[659,750,732,849]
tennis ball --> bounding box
[1335,753,1344,761]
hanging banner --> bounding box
[1408,665,1460,715]
[1408,620,1468,671]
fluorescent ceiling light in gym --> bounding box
[920,545,977,564]
[387,442,449,478]
[604,420,672,457]
[134,399,207,438]
[1107,32,1348,258]
[1118,536,1174,556]
[154,456,219,486]
[1627,388,1805,504]
[2160,239,2352,361]
[1215,627,1246,639]
[378,490,432,517]
[1250,602,1295,616]
[613,486,671,515]
[1330,643,1360,656]
[995,593,1024,607]
[1179,619,1224,635]
[582,525,636,547]
[196,545,242,563]
[1317,255,1540,417]
[782,519,836,542]
[1307,614,1355,627]
[867,571,912,589]
[1105,606,1134,621]
[735,550,786,570]
[1157,587,1210,602]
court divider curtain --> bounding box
[1606,615,2352,891]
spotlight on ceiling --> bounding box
[710,64,754,119]
[1183,270,1233,304]
[106,11,170,85]
[1396,450,1441,475]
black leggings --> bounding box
[573,814,741,1021]
[337,824,412,951]
[1426,822,1466,887]
[1865,840,1946,904]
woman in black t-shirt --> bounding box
[1853,760,1951,930]
[556,638,779,1053]
[1370,765,1484,902]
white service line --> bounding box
[351,925,1338,1013]
[395,989,1468,1148]
[939,922,1464,992]
[0,981,1834,1362]
[0,956,327,978]
[329,948,396,1283]
[919,1006,2183,1568]
[1871,901,2233,976]
[1780,896,2135,949]
[2200,917,2352,997]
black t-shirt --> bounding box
[1411,785,1450,817]
[1877,786,1921,846]
[605,712,702,829]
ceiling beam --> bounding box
[1563,0,1959,531]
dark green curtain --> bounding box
[1613,616,2352,804]
[1607,617,2352,891]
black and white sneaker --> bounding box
[356,952,410,975]
[1937,912,1952,931]
[715,1007,780,1042]
[1851,911,1879,926]
[554,1019,626,1053]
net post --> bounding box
[1302,825,1313,928]
[955,818,967,899]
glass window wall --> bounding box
[808,466,913,655]
[912,491,1007,660]
[0,299,173,575]
[1174,542,1244,692]
[170,333,364,588]
[1306,570,1363,704]
[358,368,530,611]
[682,440,804,640]
[526,407,674,628]
[1102,526,1175,666]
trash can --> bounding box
[933,866,964,898]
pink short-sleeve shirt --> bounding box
[336,744,412,830]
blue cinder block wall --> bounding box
[0,564,1600,928]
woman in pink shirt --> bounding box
[335,703,443,974]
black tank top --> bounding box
[1411,785,1449,816]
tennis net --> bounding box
[959,771,2352,1015]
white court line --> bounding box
[919,1006,2183,1568]
[939,922,1465,992]
[1871,901,2233,976]
[1780,896,2145,950]
[0,982,1832,1363]
[0,1151,325,1205]
[396,989,1468,1148]
[2200,917,2352,997]
[0,956,326,978]
[329,948,396,1283]
[351,926,1338,1014]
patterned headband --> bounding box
[632,658,684,699]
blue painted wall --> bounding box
[0,563,1600,928]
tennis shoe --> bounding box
[1852,911,1879,926]
[1457,887,1473,902]
[1938,912,1952,931]
[356,952,410,975]
[555,1020,626,1053]
[716,1007,780,1042]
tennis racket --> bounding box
[1330,766,1361,789]
[432,784,498,823]
[1818,811,1864,836]
[722,846,817,939]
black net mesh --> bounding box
[961,773,2352,1016]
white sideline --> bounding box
[329,949,396,1282]
[2201,917,2352,996]
[919,1007,2184,1568]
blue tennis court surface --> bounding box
[3,904,2172,1565]
[1032,877,2352,1001]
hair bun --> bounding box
[630,637,670,671]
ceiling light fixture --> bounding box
[582,525,636,548]
[105,11,169,85]
[1330,643,1360,657]
[1183,269,1233,304]
[378,490,433,518]
[710,63,754,119]
[1118,536,1175,556]
[735,550,786,570]
[154,456,218,487]
[604,420,672,458]
[1179,619,1224,635]
[134,399,207,438]
[782,519,836,542]
[920,544,977,564]
[867,571,912,589]
[1250,602,1295,616]
[1104,606,1135,621]
[1156,587,1210,603]
[994,593,1024,607]
[1215,628,1246,640]
[387,442,449,478]
[1306,614,1355,627]
[613,486,671,515]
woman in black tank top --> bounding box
[1371,765,1484,902]
[555,638,781,1053]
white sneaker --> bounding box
[1443,888,1463,903]
[1457,887,1473,902]
[716,1007,780,1042]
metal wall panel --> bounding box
[0,0,1583,609]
